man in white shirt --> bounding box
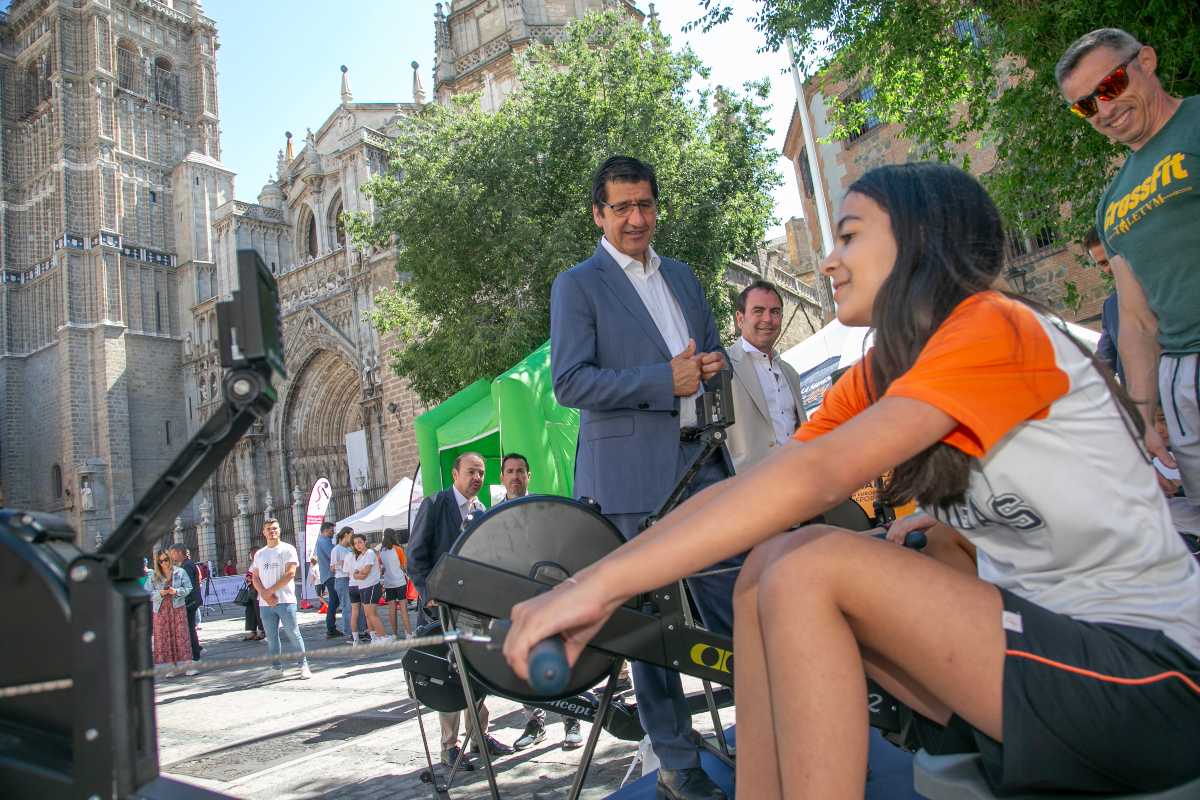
[726,281,807,473]
[250,518,312,679]
[494,453,587,752]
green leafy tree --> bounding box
[689,1,1199,239]
[347,11,780,404]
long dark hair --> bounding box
[849,163,1142,507]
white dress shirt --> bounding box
[452,486,483,522]
[740,337,799,445]
[601,236,699,427]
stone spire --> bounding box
[340,64,353,103]
[434,3,455,87]
[285,130,294,161]
[411,61,426,105]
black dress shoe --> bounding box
[441,745,475,771]
[468,734,515,757]
[656,766,727,800]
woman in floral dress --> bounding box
[149,549,195,670]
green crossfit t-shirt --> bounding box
[1096,95,1200,354]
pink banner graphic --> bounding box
[300,478,332,602]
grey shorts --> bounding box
[1159,353,1200,498]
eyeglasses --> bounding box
[598,199,659,218]
[1069,52,1139,119]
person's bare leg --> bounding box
[730,533,798,799]
[755,526,1005,800]
[350,603,361,640]
[399,601,413,635]
[389,601,399,637]
[364,605,386,638]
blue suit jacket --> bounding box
[550,242,729,516]
[406,487,464,601]
[1097,291,1124,384]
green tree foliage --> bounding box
[689,1,1199,239]
[346,11,780,404]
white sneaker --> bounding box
[376,635,395,643]
[298,663,313,680]
[184,662,200,677]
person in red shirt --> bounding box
[222,560,237,576]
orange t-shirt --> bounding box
[794,291,1068,457]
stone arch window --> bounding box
[23,51,51,116]
[298,206,318,259]
[153,55,179,109]
[116,40,141,95]
[328,194,346,250]
[51,464,63,499]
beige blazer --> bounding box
[726,341,807,473]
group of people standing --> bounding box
[499,24,1200,800]
[315,521,415,645]
[407,452,585,771]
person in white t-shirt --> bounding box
[348,532,388,644]
[250,518,312,679]
[331,527,366,642]
[379,529,414,638]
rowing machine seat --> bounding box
[912,751,1200,800]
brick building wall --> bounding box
[782,78,1110,330]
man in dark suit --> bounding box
[1085,227,1124,383]
[408,452,514,769]
[550,155,733,800]
[169,544,202,662]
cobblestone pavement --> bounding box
[157,605,734,799]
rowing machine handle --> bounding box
[490,619,572,696]
[528,636,570,696]
[872,530,927,550]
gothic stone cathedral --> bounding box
[0,0,636,566]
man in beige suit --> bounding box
[726,280,806,473]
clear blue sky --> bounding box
[207,1,803,236]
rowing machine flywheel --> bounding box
[445,496,625,701]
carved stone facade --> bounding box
[191,68,434,567]
[433,0,643,109]
[0,1,811,568]
[0,0,218,545]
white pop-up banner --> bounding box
[300,478,332,602]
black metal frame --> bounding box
[0,250,284,799]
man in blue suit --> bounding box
[550,155,735,800]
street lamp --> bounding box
[1005,264,1029,295]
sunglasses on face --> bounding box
[1069,52,1138,119]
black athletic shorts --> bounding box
[384,586,405,602]
[915,588,1200,794]
[348,584,382,605]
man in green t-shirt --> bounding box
[1058,28,1200,500]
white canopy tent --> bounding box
[334,476,424,534]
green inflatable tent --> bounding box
[413,341,579,507]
